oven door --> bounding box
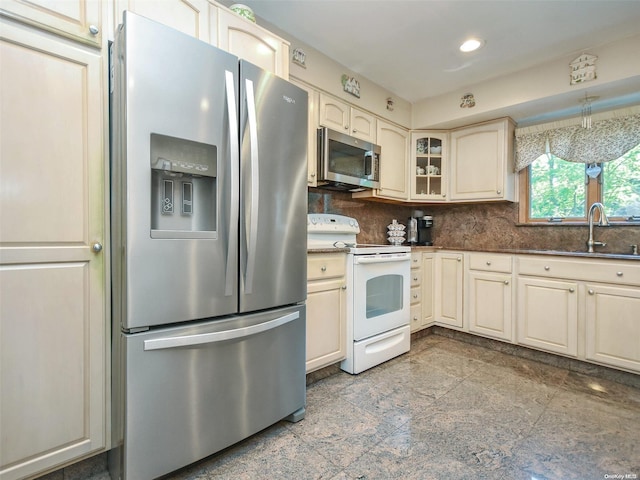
[352,252,410,341]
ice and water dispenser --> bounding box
[150,133,217,238]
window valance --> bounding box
[514,107,640,172]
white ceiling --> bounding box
[236,0,640,121]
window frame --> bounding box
[518,163,604,225]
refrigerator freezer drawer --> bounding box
[115,305,306,480]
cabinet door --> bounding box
[218,9,288,78]
[112,0,212,42]
[450,119,513,201]
[319,93,349,132]
[468,271,513,341]
[1,0,102,46]
[411,131,447,201]
[291,80,319,186]
[435,253,463,328]
[586,283,640,372]
[422,253,435,327]
[0,20,107,480]
[376,121,409,200]
[306,254,347,373]
[350,108,376,143]
[517,276,578,356]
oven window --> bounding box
[366,274,403,318]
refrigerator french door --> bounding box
[110,12,308,480]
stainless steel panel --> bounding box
[117,305,306,480]
[239,61,308,313]
[111,12,239,329]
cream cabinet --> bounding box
[318,93,376,143]
[449,118,516,202]
[1,0,103,46]
[435,252,464,329]
[110,0,213,42]
[306,253,347,373]
[291,79,320,186]
[467,253,514,342]
[354,120,409,201]
[585,283,640,372]
[421,252,435,328]
[411,131,448,201]
[410,252,423,332]
[217,7,289,78]
[516,275,579,357]
[0,17,108,480]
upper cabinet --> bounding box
[217,7,289,78]
[449,118,516,202]
[410,131,448,201]
[291,79,320,186]
[109,1,290,78]
[1,0,103,47]
[319,93,377,143]
[111,0,213,43]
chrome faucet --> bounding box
[587,202,610,253]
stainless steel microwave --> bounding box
[317,127,381,191]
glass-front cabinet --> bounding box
[411,131,448,201]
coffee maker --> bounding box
[408,210,433,246]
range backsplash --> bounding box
[308,189,640,254]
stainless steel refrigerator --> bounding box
[109,12,308,480]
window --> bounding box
[520,143,640,223]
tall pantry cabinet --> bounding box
[0,2,109,480]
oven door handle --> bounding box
[354,255,410,265]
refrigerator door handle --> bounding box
[244,78,259,294]
[143,311,300,350]
[225,70,239,296]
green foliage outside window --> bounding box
[603,144,640,217]
[529,143,640,220]
[530,155,585,219]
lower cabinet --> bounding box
[435,252,464,328]
[516,276,579,357]
[585,283,640,372]
[306,253,347,373]
[409,252,423,332]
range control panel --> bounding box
[307,214,359,248]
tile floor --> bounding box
[159,334,640,480]
[44,333,640,480]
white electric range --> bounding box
[308,214,411,374]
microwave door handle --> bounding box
[225,70,239,297]
[244,78,259,294]
[143,311,300,351]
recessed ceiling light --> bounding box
[459,38,484,53]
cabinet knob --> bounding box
[344,125,349,130]
[413,316,418,321]
[321,266,327,272]
[413,276,418,281]
[92,242,103,253]
[310,173,316,178]
[442,193,446,198]
[89,25,99,35]
[413,294,418,299]
[486,261,492,266]
[457,257,461,262]
[504,280,509,285]
[588,289,595,295]
[544,266,550,271]
[616,271,623,277]
[497,190,502,195]
[569,288,575,293]
[342,285,347,290]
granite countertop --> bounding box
[411,245,640,261]
[307,247,351,254]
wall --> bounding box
[309,189,640,254]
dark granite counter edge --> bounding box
[307,248,350,254]
[410,245,640,261]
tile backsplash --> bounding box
[308,189,640,254]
